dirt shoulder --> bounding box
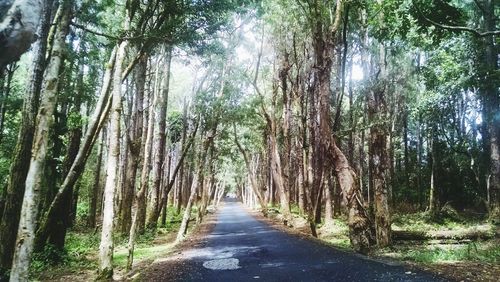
[136,209,219,281]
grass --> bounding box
[381,240,500,264]
[313,211,499,266]
[114,244,174,268]
[391,211,484,232]
[31,205,190,280]
[317,218,351,250]
[31,232,99,280]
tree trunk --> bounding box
[47,48,84,250]
[177,134,212,240]
[97,39,127,280]
[147,47,172,229]
[313,0,373,253]
[324,174,334,225]
[417,115,423,208]
[9,1,70,279]
[0,0,52,276]
[175,100,189,214]
[368,44,391,247]
[234,126,268,215]
[269,129,292,221]
[137,59,156,234]
[34,45,117,251]
[127,79,156,270]
[120,54,146,234]
[88,131,105,228]
[0,63,15,143]
[177,172,199,241]
[428,126,439,217]
[481,0,500,223]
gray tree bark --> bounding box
[97,39,127,279]
[9,1,70,279]
[0,0,43,68]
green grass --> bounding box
[325,238,351,250]
[31,232,99,279]
[398,241,500,264]
[391,211,483,232]
[32,205,188,280]
[318,218,351,250]
[114,244,174,268]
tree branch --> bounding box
[415,4,500,37]
[70,21,120,40]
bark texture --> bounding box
[0,0,52,276]
[98,40,127,279]
[367,44,391,247]
[34,46,117,249]
[312,0,374,253]
[147,47,172,228]
[9,1,70,279]
[0,0,43,68]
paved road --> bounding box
[148,199,444,281]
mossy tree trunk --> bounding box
[9,1,71,279]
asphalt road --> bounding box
[147,199,444,282]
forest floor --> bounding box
[33,206,213,281]
[259,208,499,282]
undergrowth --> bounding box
[397,240,500,264]
[31,205,187,280]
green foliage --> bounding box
[31,232,99,278]
[67,111,83,130]
[167,110,183,144]
[401,241,499,264]
[391,212,486,232]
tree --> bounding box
[9,1,72,279]
[0,0,53,276]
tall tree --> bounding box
[0,0,53,276]
[146,46,172,229]
[9,1,72,279]
[97,36,129,279]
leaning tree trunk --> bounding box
[313,0,373,254]
[0,0,43,68]
[177,134,211,241]
[34,46,117,251]
[176,173,199,242]
[0,0,52,276]
[9,1,70,279]
[97,39,127,280]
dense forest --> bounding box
[0,0,498,281]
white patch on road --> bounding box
[203,258,241,270]
[260,262,285,268]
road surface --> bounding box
[144,199,444,281]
